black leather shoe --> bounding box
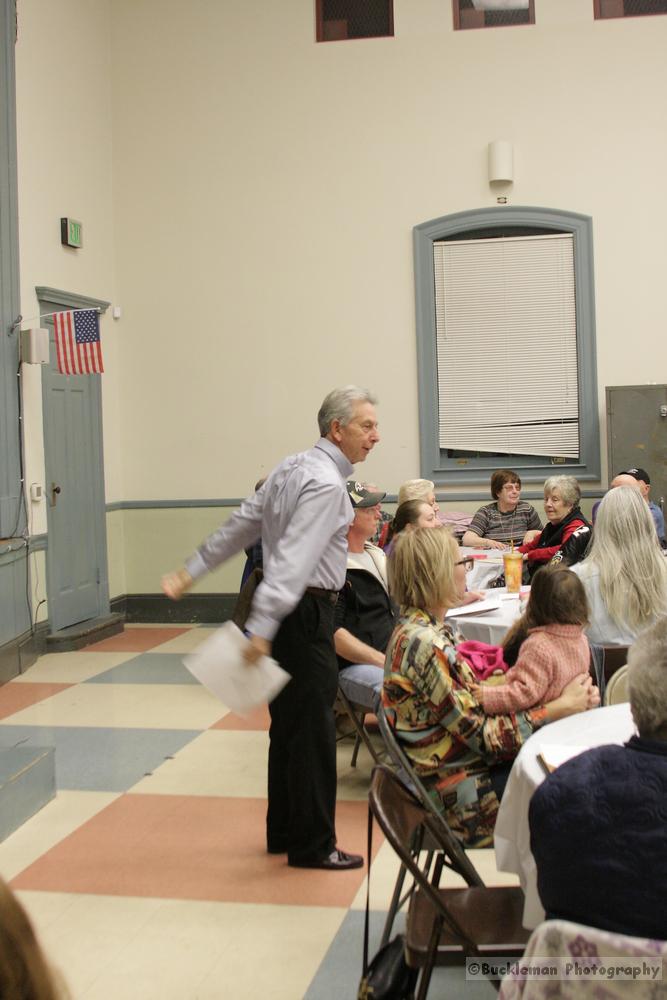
[289,849,363,870]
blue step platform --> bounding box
[0,746,56,841]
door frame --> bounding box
[37,286,111,631]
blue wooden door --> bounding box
[40,294,110,631]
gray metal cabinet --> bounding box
[605,385,666,511]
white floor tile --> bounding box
[0,683,225,730]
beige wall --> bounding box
[14,0,667,600]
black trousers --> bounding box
[266,592,339,864]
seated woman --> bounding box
[383,526,597,847]
[462,469,542,551]
[385,498,438,551]
[518,475,591,575]
[472,565,590,713]
[529,616,667,940]
[397,478,439,511]
[571,486,667,646]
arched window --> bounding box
[413,207,600,486]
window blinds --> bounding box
[433,232,579,459]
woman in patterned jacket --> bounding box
[383,526,598,847]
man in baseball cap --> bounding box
[613,468,665,546]
[335,482,394,717]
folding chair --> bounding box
[375,706,484,946]
[335,683,383,767]
[603,663,629,705]
[601,644,630,685]
[369,764,529,999]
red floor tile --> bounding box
[212,704,271,731]
[12,794,382,908]
[0,682,72,720]
[85,627,191,653]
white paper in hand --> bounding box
[183,621,290,717]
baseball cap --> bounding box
[620,467,650,485]
[346,481,386,508]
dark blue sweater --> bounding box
[529,736,667,940]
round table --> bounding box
[446,587,525,645]
[493,702,636,929]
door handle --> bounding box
[50,482,62,507]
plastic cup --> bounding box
[503,551,523,593]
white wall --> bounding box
[15,0,122,603]
[14,0,667,598]
[107,0,667,503]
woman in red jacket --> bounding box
[519,475,591,576]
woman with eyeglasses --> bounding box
[462,469,542,551]
[383,526,598,847]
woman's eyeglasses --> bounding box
[456,557,475,574]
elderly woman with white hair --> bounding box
[397,478,439,511]
[529,615,667,940]
[571,486,667,646]
[518,475,591,575]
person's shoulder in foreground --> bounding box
[529,615,667,941]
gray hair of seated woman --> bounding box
[397,478,436,506]
[627,616,667,741]
[543,475,581,510]
[317,385,377,436]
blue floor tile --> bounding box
[305,909,497,999]
[0,726,200,791]
[84,652,199,685]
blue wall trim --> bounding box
[106,490,605,513]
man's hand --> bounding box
[161,568,193,601]
[486,539,506,551]
[243,634,272,665]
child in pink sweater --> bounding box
[472,565,590,714]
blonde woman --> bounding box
[571,486,667,646]
[383,527,597,846]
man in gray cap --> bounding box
[617,468,665,546]
[335,481,396,712]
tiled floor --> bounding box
[0,625,510,998]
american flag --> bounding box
[53,309,104,375]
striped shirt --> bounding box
[468,500,541,546]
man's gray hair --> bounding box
[627,616,667,739]
[543,475,581,509]
[317,385,377,436]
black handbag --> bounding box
[358,807,418,1000]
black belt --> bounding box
[305,586,339,604]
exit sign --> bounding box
[61,217,82,248]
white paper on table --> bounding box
[183,620,290,716]
[537,744,590,774]
[446,598,501,618]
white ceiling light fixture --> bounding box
[471,0,529,10]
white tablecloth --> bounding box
[493,702,636,929]
[448,587,524,645]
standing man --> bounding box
[162,386,380,870]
